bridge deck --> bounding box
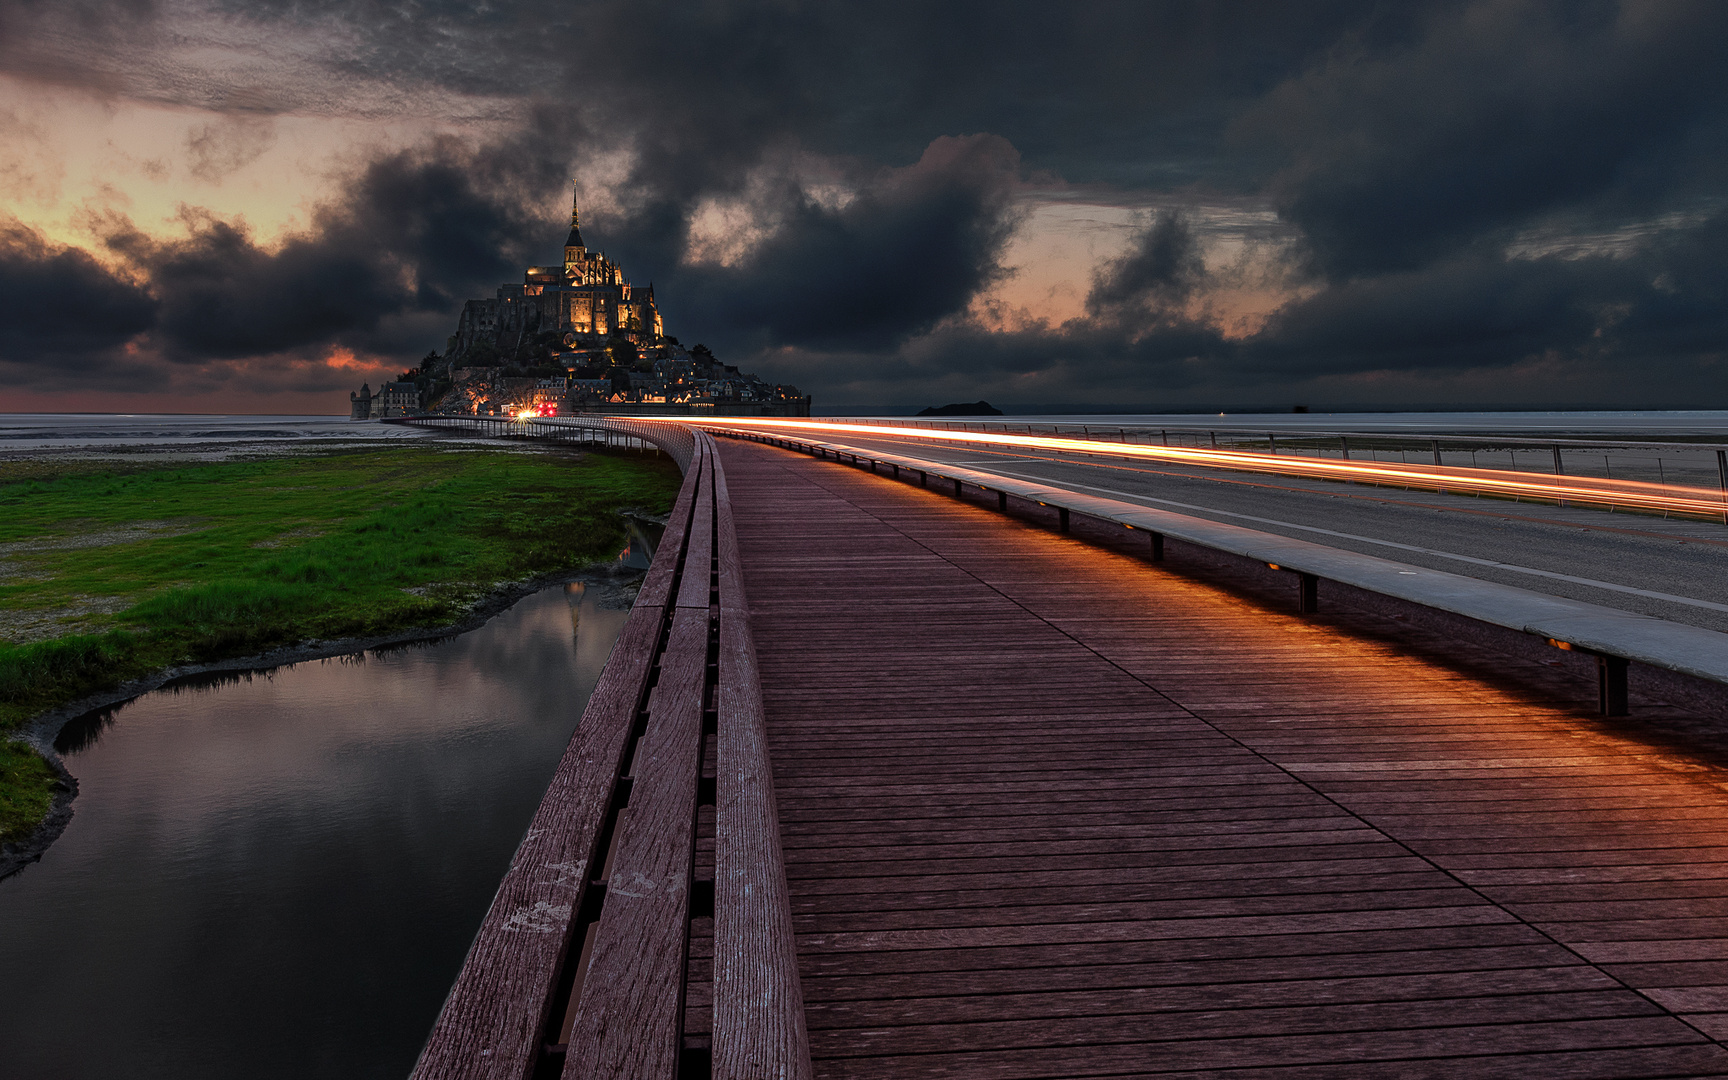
[720,437,1728,1078]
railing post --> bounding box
[1717,449,1727,526]
[1552,445,1567,508]
[1298,572,1318,615]
[1150,532,1164,562]
[998,491,1008,511]
[1057,507,1070,533]
[953,477,963,498]
[1598,654,1629,716]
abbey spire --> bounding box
[563,183,585,266]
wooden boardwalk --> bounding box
[719,436,1728,1078]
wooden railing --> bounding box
[409,427,809,1080]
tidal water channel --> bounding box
[0,582,629,1080]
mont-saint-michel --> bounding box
[350,189,809,421]
[15,5,1728,1079]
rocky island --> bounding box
[351,188,810,420]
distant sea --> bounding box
[7,409,1728,448]
[0,414,428,452]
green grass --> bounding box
[0,444,682,842]
[0,740,59,843]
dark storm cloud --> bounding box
[1241,252,1640,376]
[7,0,1728,405]
[0,0,1430,385]
[0,218,156,379]
[1628,209,1728,354]
[184,116,276,183]
[104,126,572,362]
[739,211,1237,404]
[752,202,1728,407]
[1086,212,1207,317]
[759,305,1238,408]
[1246,0,1728,279]
[531,0,1728,399]
[171,1,1404,180]
[658,135,1023,352]
[1,113,585,390]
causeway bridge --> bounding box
[401,415,1728,1078]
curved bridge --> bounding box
[405,415,1728,1078]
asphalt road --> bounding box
[781,429,1728,635]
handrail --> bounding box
[709,446,810,1077]
[394,414,697,470]
[713,427,1728,719]
[761,415,1728,453]
[410,427,809,1080]
[671,417,1728,521]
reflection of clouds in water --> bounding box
[0,582,633,1080]
[49,580,629,808]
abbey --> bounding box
[368,187,809,418]
[449,187,665,360]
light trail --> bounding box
[680,417,1728,520]
[975,463,1728,615]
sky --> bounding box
[2,0,1726,414]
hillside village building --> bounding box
[349,381,420,419]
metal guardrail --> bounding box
[406,421,809,1080]
[666,417,1728,523]
[747,417,1728,519]
[391,414,692,467]
[391,413,1728,518]
[838,415,1728,451]
[712,426,1728,720]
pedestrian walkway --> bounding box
[721,436,1728,1078]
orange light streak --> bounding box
[686,418,1728,519]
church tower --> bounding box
[563,184,585,277]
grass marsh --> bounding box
[0,444,682,842]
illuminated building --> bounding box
[448,186,664,361]
[348,380,421,419]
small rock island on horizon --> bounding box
[917,401,1004,417]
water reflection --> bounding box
[0,581,630,1080]
[619,514,664,572]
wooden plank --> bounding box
[676,447,715,611]
[636,439,704,609]
[710,438,1728,1077]
[710,435,813,1080]
[409,604,666,1080]
[409,426,709,1080]
[562,604,710,1079]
